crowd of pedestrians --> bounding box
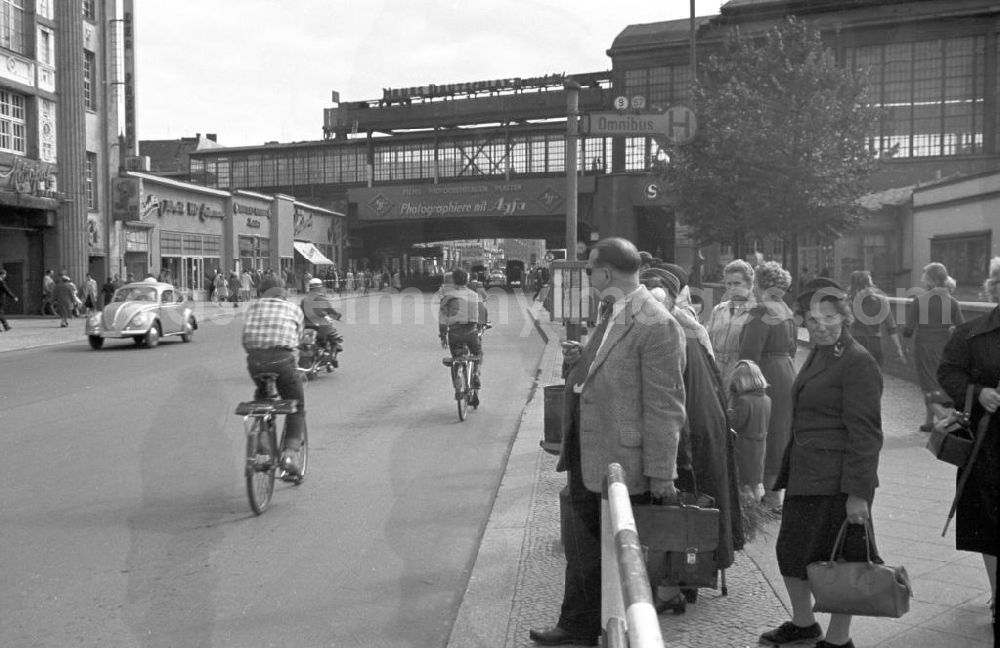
[528,238,997,648]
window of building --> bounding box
[623,65,691,108]
[37,26,53,65]
[85,152,97,210]
[0,0,25,54]
[0,90,25,154]
[82,0,95,21]
[930,231,992,290]
[850,36,986,158]
[37,0,52,19]
[83,51,96,110]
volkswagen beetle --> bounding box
[85,281,197,350]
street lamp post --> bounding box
[565,78,582,342]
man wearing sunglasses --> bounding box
[530,237,687,647]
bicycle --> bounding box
[441,323,489,421]
[234,372,309,515]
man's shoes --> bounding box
[471,375,481,389]
[653,593,686,614]
[815,640,854,648]
[528,626,598,646]
[759,621,823,646]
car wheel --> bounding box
[144,323,161,348]
[180,318,195,342]
[88,335,104,350]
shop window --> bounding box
[85,152,97,210]
[0,90,25,154]
[930,232,991,290]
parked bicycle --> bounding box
[235,372,308,514]
[441,323,489,421]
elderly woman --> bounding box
[936,257,1000,625]
[640,266,743,614]
[706,259,756,389]
[903,262,964,431]
[739,261,797,511]
[847,270,905,367]
[758,278,883,648]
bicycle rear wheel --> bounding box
[456,363,469,421]
[245,417,276,515]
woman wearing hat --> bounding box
[903,262,964,431]
[758,279,883,648]
[640,266,743,614]
[739,261,797,512]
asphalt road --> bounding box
[0,290,544,648]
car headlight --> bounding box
[128,313,147,328]
[86,313,101,327]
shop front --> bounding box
[0,154,60,315]
[290,201,342,291]
[114,172,228,299]
[231,191,273,276]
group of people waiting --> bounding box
[530,239,997,648]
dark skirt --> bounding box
[775,494,881,580]
[913,327,952,393]
[956,417,1000,556]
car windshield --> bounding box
[113,286,158,302]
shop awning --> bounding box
[293,241,335,266]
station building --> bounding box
[179,0,1000,297]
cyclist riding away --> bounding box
[241,275,306,476]
[301,277,344,362]
[439,269,488,388]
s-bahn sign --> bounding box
[581,105,697,144]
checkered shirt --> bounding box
[242,297,303,350]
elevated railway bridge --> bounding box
[187,72,685,274]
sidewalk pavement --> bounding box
[448,303,995,648]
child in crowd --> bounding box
[728,360,771,503]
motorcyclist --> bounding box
[300,277,343,361]
[439,269,488,388]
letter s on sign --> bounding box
[645,183,659,200]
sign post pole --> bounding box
[564,79,582,342]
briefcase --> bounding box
[634,493,721,589]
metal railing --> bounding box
[601,462,664,648]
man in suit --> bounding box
[530,237,687,646]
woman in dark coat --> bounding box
[758,279,883,648]
[739,261,797,511]
[904,262,964,431]
[936,257,1000,623]
[641,267,743,614]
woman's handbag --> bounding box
[926,385,975,467]
[806,519,912,618]
[633,491,721,589]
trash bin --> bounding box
[541,384,564,455]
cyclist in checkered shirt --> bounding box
[242,275,307,475]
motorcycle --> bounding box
[298,322,342,380]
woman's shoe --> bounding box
[653,593,686,614]
[681,587,698,603]
[919,423,933,432]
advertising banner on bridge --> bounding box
[351,177,593,221]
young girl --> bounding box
[729,359,772,502]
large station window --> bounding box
[623,65,691,108]
[849,36,986,158]
[930,231,991,291]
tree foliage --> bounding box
[665,18,884,258]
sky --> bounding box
[135,0,724,147]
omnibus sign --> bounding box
[581,105,696,144]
